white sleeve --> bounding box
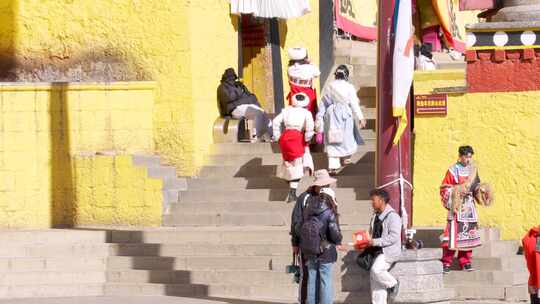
[311,65,321,78]
[304,111,315,142]
[272,111,284,140]
[349,85,365,121]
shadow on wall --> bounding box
[0,0,16,79]
[50,83,75,227]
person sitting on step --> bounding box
[273,92,315,203]
[217,67,272,142]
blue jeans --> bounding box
[306,260,334,304]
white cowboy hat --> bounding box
[288,47,307,60]
[312,169,337,187]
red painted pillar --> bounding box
[376,0,413,227]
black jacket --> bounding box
[217,71,260,116]
[291,191,343,263]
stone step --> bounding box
[472,256,527,271]
[0,230,108,245]
[132,154,162,167]
[146,166,177,179]
[168,200,373,215]
[107,255,292,272]
[0,271,106,285]
[163,211,372,227]
[444,270,529,286]
[358,86,376,98]
[106,269,370,292]
[205,149,375,167]
[186,175,375,190]
[414,227,502,248]
[196,164,374,179]
[209,138,376,156]
[110,243,295,257]
[105,282,299,299]
[177,188,373,203]
[0,257,107,272]
[0,243,112,258]
[0,283,104,298]
[108,226,367,245]
[452,284,529,301]
[474,240,521,257]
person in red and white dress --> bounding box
[287,47,320,119]
[273,93,315,203]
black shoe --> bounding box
[388,279,400,299]
[463,263,474,272]
[443,265,451,274]
[286,189,297,203]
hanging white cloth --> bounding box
[230,0,311,19]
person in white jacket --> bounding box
[316,65,366,175]
[273,93,315,203]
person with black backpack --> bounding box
[360,189,402,304]
[290,169,343,304]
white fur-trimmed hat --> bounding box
[288,47,307,60]
[291,92,310,108]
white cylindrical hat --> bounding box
[291,92,310,108]
[288,47,307,60]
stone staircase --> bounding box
[0,230,109,298]
[102,39,380,302]
[416,227,529,303]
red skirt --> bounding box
[287,83,317,118]
[278,129,307,162]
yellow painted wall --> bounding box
[73,154,162,227]
[0,82,155,228]
[413,70,540,240]
[0,0,238,176]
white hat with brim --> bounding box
[288,47,307,60]
[312,169,337,187]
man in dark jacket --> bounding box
[291,169,342,304]
[217,68,272,141]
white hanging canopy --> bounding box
[230,0,311,19]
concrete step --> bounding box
[177,188,373,203]
[163,211,372,227]
[168,200,373,215]
[108,226,368,245]
[132,154,162,167]
[0,271,106,285]
[107,269,370,292]
[474,240,521,257]
[205,149,375,167]
[146,166,177,179]
[110,243,295,257]
[107,255,291,272]
[444,270,529,286]
[452,284,529,301]
[196,164,374,179]
[0,230,108,245]
[414,227,502,248]
[472,256,527,271]
[0,243,112,258]
[0,257,107,272]
[105,282,298,299]
[186,175,375,190]
[0,283,104,298]
[209,138,376,156]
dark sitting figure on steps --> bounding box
[217,68,272,142]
